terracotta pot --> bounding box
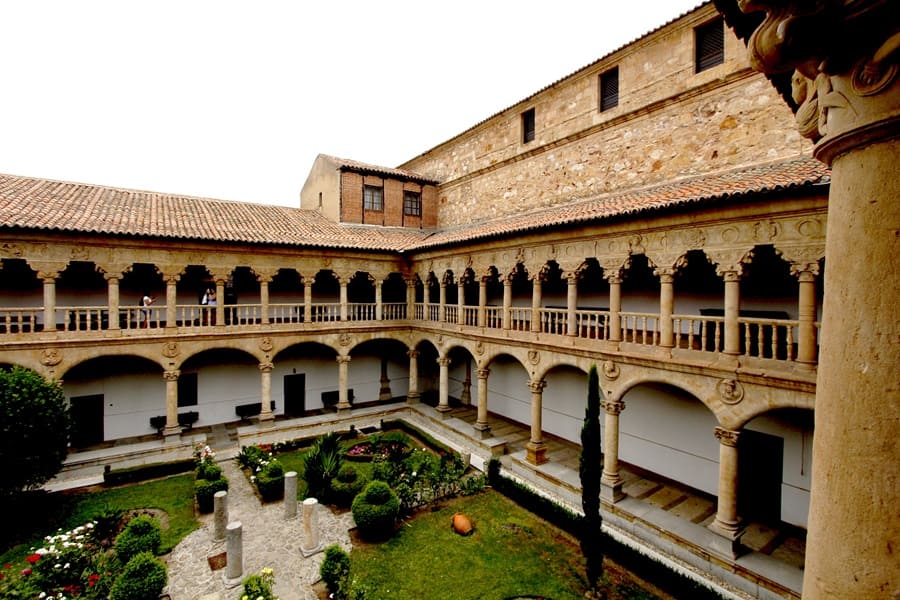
[452,512,474,536]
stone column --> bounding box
[719,268,741,355]
[215,278,226,328]
[300,498,324,556]
[502,278,512,330]
[40,271,58,332]
[459,358,472,405]
[530,275,542,333]
[223,521,243,586]
[406,349,420,403]
[258,362,275,425]
[566,273,578,336]
[378,358,392,401]
[374,277,383,321]
[436,356,451,414]
[302,277,312,322]
[708,427,743,558]
[606,273,622,342]
[339,278,348,321]
[656,268,675,348]
[457,280,465,325]
[473,368,491,438]
[105,273,121,330]
[162,273,179,329]
[477,277,487,327]
[258,273,272,325]
[163,369,181,438]
[213,490,228,541]
[600,399,626,502]
[525,379,548,465]
[336,355,351,412]
[284,471,298,519]
[406,277,416,320]
[439,279,447,322]
[793,265,819,368]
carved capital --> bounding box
[527,379,546,394]
[258,362,274,373]
[407,349,420,359]
[163,369,181,382]
[437,357,451,367]
[714,426,741,447]
[601,399,626,415]
[475,368,491,379]
[335,355,351,365]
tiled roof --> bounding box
[408,156,830,250]
[317,154,439,184]
[0,174,430,251]
[0,157,828,254]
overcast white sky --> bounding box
[1,1,703,207]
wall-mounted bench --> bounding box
[149,411,199,434]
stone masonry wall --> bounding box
[399,4,812,227]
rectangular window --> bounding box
[599,67,619,112]
[403,190,422,216]
[363,185,383,211]
[521,107,535,144]
[177,372,198,407]
[695,18,724,73]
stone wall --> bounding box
[399,4,812,227]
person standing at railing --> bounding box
[201,287,216,325]
[141,291,155,328]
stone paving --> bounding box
[164,457,354,600]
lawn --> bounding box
[0,473,198,566]
[348,490,659,600]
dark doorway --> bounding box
[70,394,104,447]
[738,429,784,523]
[284,373,306,417]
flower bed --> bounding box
[237,444,285,502]
[345,432,413,462]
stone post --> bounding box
[406,277,416,320]
[378,358,392,401]
[473,368,491,438]
[339,278,348,321]
[719,268,741,355]
[436,356,451,414]
[374,277,383,321]
[215,279,226,328]
[223,521,243,586]
[793,265,819,368]
[600,399,625,502]
[258,273,271,325]
[105,273,121,330]
[606,273,622,342]
[457,280,465,325]
[40,272,58,332]
[162,369,181,439]
[459,358,472,405]
[164,274,179,329]
[439,279,447,322]
[566,273,578,336]
[302,277,312,323]
[258,362,274,425]
[477,277,487,327]
[656,268,675,348]
[284,471,298,519]
[213,490,228,541]
[336,355,351,412]
[300,498,324,557]
[530,274,542,333]
[708,427,743,558]
[406,349,420,403]
[525,379,547,465]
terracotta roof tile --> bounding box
[0,157,828,254]
[318,154,439,184]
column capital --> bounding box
[437,357,451,367]
[601,399,626,415]
[335,355,351,365]
[654,267,676,283]
[163,369,181,382]
[254,267,278,283]
[475,367,491,379]
[406,349,420,359]
[714,426,741,447]
[527,379,546,393]
[258,362,274,373]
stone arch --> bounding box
[541,362,593,444]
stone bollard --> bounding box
[213,490,228,542]
[284,471,298,519]
[223,521,243,587]
[300,498,324,557]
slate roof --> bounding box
[0,156,829,254]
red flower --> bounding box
[3,563,9,569]
[25,553,41,564]
[21,568,32,576]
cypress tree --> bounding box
[579,363,604,594]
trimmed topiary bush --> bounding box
[109,552,167,600]
[351,480,399,540]
[196,461,222,481]
[320,544,351,598]
[195,476,229,513]
[330,464,367,508]
[114,514,162,563]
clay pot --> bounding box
[451,512,474,536]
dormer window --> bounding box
[363,185,383,211]
[404,191,422,216]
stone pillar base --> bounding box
[406,392,421,404]
[473,423,492,439]
[258,415,275,428]
[707,520,745,559]
[526,441,548,465]
[435,405,453,419]
[336,403,352,413]
[300,541,325,558]
[163,426,181,442]
[600,479,625,503]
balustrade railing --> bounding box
[309,303,340,323]
[461,306,478,327]
[620,312,660,345]
[382,303,406,320]
[444,305,459,324]
[426,304,441,322]
[509,307,531,331]
[0,307,43,334]
[541,308,568,335]
[348,303,376,322]
[484,306,502,329]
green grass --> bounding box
[349,490,589,600]
[0,473,198,566]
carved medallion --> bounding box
[259,336,274,352]
[527,350,540,365]
[717,378,745,405]
[338,333,352,346]
[162,341,179,358]
[40,348,62,367]
[602,360,620,380]
[474,341,484,356]
[753,220,779,242]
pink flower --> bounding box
[21,568,32,576]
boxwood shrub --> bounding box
[114,515,162,564]
[255,461,285,502]
[109,552,167,600]
[330,464,367,508]
[351,480,399,540]
[195,476,229,514]
[319,544,351,597]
